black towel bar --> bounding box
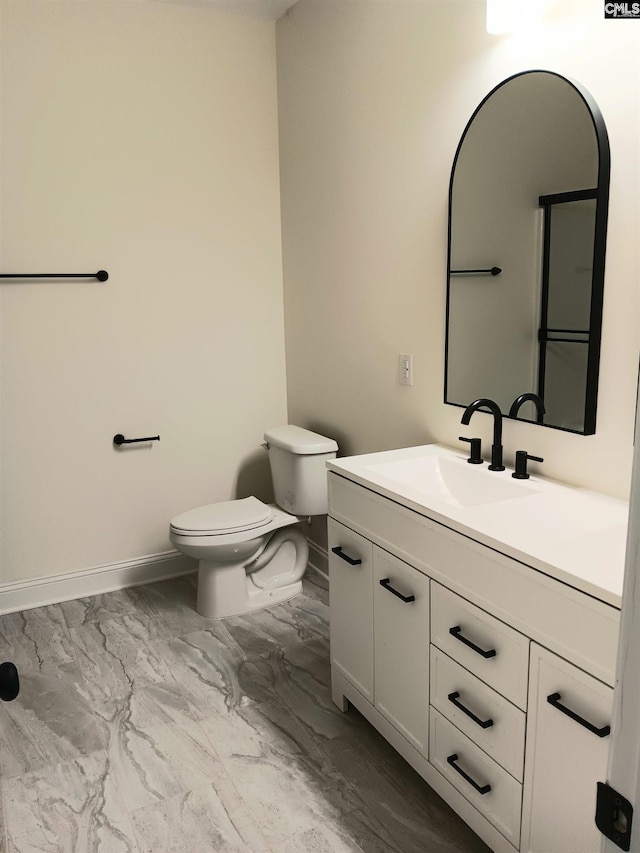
[450,267,502,276]
[0,270,108,281]
[113,434,160,446]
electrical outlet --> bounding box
[399,352,413,386]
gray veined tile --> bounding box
[200,698,319,763]
[302,571,330,606]
[320,729,490,853]
[129,781,267,853]
[60,588,151,630]
[216,745,359,850]
[95,680,201,740]
[104,715,232,814]
[126,575,213,640]
[0,663,105,779]
[69,616,173,710]
[0,605,76,675]
[278,807,404,853]
[201,698,359,815]
[280,587,330,640]
[201,700,360,848]
[160,627,275,718]
[0,575,489,853]
[251,639,361,743]
[97,682,207,795]
[3,750,138,853]
[222,600,324,658]
[0,774,6,853]
[95,681,205,801]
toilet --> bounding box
[169,425,338,618]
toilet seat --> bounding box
[170,496,272,536]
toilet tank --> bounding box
[264,425,338,516]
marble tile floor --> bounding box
[0,571,490,853]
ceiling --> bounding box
[154,0,300,21]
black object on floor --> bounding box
[0,661,19,701]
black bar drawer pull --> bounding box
[0,270,108,282]
[446,753,492,795]
[547,692,611,738]
[449,625,497,659]
[331,546,362,566]
[448,691,494,729]
[379,578,415,603]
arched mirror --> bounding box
[444,70,610,435]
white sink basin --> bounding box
[327,444,630,607]
[368,455,535,507]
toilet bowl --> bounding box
[170,497,308,618]
[169,426,338,618]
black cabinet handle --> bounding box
[448,691,494,729]
[547,692,611,738]
[379,578,415,603]
[331,546,362,566]
[449,626,497,659]
[114,434,160,446]
[446,753,491,795]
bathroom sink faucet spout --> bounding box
[461,398,505,471]
[509,393,546,424]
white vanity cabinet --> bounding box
[327,458,623,853]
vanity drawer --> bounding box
[431,583,530,709]
[430,708,521,850]
[328,519,374,702]
[430,646,526,781]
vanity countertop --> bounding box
[327,444,629,609]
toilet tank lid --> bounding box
[264,425,338,455]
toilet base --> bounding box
[197,564,303,618]
[195,527,309,619]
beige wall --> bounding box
[1,0,638,587]
[278,0,640,512]
[0,1,288,583]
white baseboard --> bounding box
[0,538,327,617]
[0,551,196,615]
[307,538,328,581]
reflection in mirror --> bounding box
[445,71,609,435]
[539,191,597,431]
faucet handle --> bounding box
[512,450,544,480]
[459,436,483,465]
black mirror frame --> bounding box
[444,69,610,436]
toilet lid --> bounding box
[170,497,272,535]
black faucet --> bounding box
[461,398,505,471]
[509,393,545,424]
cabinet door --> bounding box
[522,644,613,853]
[328,518,374,701]
[373,546,430,754]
